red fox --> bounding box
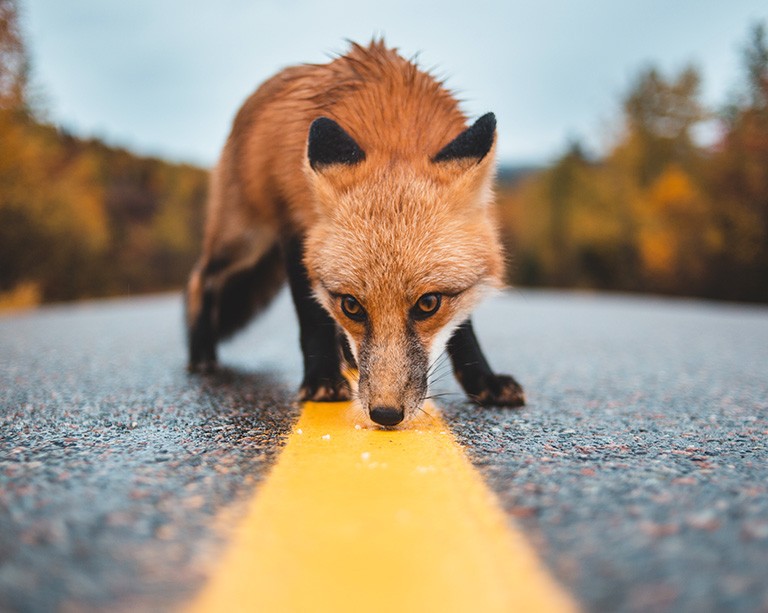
[186,40,524,426]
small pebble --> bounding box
[321,434,331,441]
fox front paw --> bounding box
[299,374,352,402]
[461,372,525,408]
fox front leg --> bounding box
[284,236,352,402]
[447,319,525,407]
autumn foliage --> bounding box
[499,23,768,303]
[1,0,767,306]
[0,0,207,307]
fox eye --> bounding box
[412,293,442,320]
[340,295,366,322]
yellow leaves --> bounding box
[49,150,109,252]
[636,165,696,277]
[0,118,108,251]
[637,228,676,277]
[1,107,208,301]
[497,137,727,293]
[647,165,698,214]
[150,169,200,253]
[0,280,40,312]
[633,164,722,286]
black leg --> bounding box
[447,319,525,407]
[188,290,218,371]
[284,236,351,402]
[186,271,219,373]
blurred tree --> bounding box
[499,62,724,298]
[0,0,28,111]
[594,64,715,294]
[0,0,208,306]
[744,22,768,110]
[546,141,585,285]
[623,66,704,170]
[3,2,766,305]
[638,164,720,293]
[709,22,768,301]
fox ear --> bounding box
[307,117,366,170]
[432,112,496,164]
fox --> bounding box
[185,40,525,426]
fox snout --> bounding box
[358,373,426,427]
[354,332,430,427]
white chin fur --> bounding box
[427,318,462,377]
[426,283,498,386]
[343,329,359,363]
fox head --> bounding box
[303,114,504,426]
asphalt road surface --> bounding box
[1,289,767,612]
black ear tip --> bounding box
[476,112,496,132]
[307,116,365,170]
[432,112,497,164]
[472,112,496,149]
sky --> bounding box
[20,0,768,167]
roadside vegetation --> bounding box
[1,0,766,308]
[498,23,768,302]
[0,0,207,307]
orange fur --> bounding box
[188,40,512,424]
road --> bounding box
[1,289,767,612]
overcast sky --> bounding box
[21,0,768,167]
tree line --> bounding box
[1,0,207,307]
[2,0,767,307]
[497,23,768,303]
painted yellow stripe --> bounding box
[187,402,576,613]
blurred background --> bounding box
[1,0,767,309]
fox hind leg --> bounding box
[186,263,218,372]
[284,236,351,402]
[447,319,525,407]
[186,235,284,373]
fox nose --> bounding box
[369,405,404,426]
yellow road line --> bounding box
[187,402,576,613]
